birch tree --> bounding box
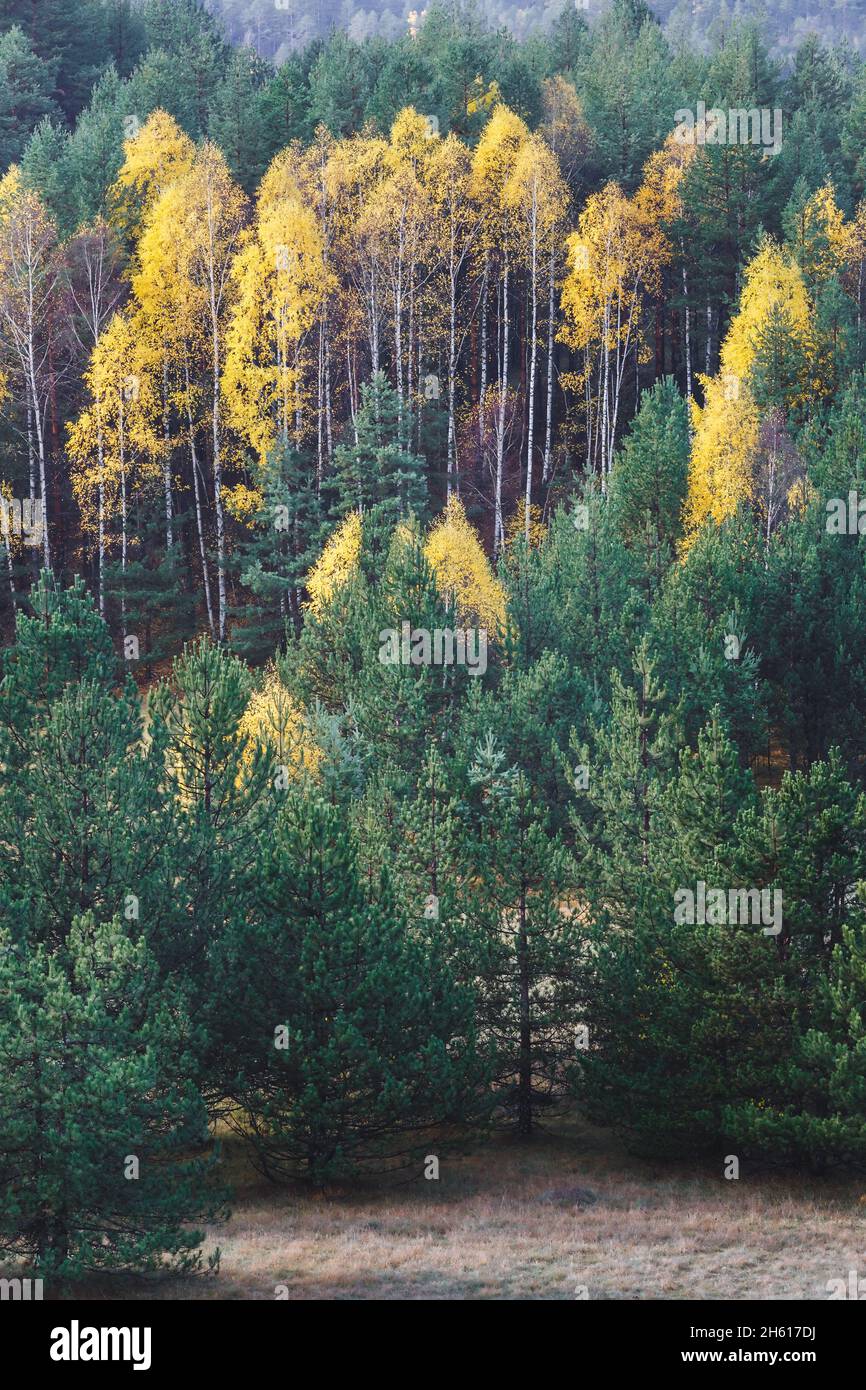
[0,168,60,570]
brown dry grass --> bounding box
[81,1113,866,1301]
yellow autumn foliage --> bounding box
[109,110,196,244]
[223,186,329,462]
[236,665,321,780]
[223,483,264,523]
[720,240,812,384]
[504,503,546,550]
[424,496,507,635]
[684,240,813,547]
[790,182,852,284]
[304,510,363,615]
[303,500,506,636]
[683,375,760,542]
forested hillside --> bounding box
[204,0,866,62]
[3,0,866,1293]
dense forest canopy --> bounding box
[2,0,866,625]
[202,0,866,62]
[4,0,866,1286]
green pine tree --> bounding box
[0,910,223,1283]
[330,372,428,527]
[215,793,484,1183]
[472,765,580,1137]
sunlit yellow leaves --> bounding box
[305,510,363,615]
[424,495,507,635]
[67,309,162,550]
[504,503,546,550]
[503,132,568,259]
[304,499,506,638]
[466,77,500,118]
[386,107,438,173]
[636,131,696,232]
[110,110,196,248]
[788,182,852,285]
[721,240,812,384]
[0,165,23,221]
[223,482,264,522]
[237,665,321,780]
[561,180,668,360]
[223,184,329,461]
[684,240,816,548]
[471,104,530,220]
[683,376,760,544]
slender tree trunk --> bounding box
[369,260,380,377]
[479,257,488,452]
[347,340,358,444]
[324,321,333,467]
[96,394,105,614]
[601,302,610,488]
[27,346,50,570]
[119,394,127,635]
[543,242,556,485]
[185,358,215,637]
[447,225,458,497]
[316,315,324,489]
[207,260,226,642]
[394,208,404,413]
[26,392,35,501]
[517,874,532,1139]
[494,255,509,554]
[1,505,14,598]
[161,355,173,551]
[407,252,415,411]
[525,186,539,539]
[681,247,692,405]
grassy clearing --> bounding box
[74,1112,866,1301]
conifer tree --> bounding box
[215,793,483,1182]
[472,767,579,1137]
[0,576,181,983]
[0,911,221,1281]
[609,377,689,593]
[149,636,269,996]
[331,371,428,525]
[229,443,323,659]
[574,713,768,1158]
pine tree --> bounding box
[609,377,689,592]
[20,118,77,235]
[652,511,768,762]
[389,740,470,924]
[331,372,428,526]
[0,576,184,994]
[0,27,59,168]
[149,636,270,999]
[229,443,323,660]
[0,0,113,122]
[572,639,680,922]
[0,909,222,1282]
[107,514,195,676]
[207,47,269,193]
[720,757,866,1168]
[574,712,767,1159]
[472,767,580,1137]
[214,793,483,1183]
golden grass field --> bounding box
[77,1112,866,1301]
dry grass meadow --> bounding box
[77,1112,866,1301]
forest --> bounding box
[204,1,866,64]
[3,0,866,1295]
